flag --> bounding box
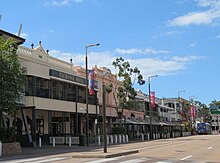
[150,91,155,108]
[190,105,196,117]
[179,102,183,115]
[88,70,95,95]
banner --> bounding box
[150,91,155,108]
[88,70,95,95]
[179,102,183,115]
[190,105,196,117]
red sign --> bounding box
[150,92,156,108]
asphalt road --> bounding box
[1,134,220,163]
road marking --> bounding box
[84,157,119,163]
[155,162,172,163]
[118,158,150,163]
[180,155,192,160]
[0,156,71,163]
[85,157,150,163]
[208,147,213,149]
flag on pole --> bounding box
[190,105,196,117]
[88,70,95,95]
[150,91,156,108]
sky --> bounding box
[0,0,220,105]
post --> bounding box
[148,77,152,139]
[69,137,71,147]
[85,46,89,146]
[148,75,158,139]
[39,136,42,148]
[53,137,55,147]
[85,43,100,146]
[103,84,107,153]
[0,140,2,157]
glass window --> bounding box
[78,86,86,103]
[35,77,49,98]
[25,76,33,96]
[51,80,64,100]
[65,83,76,102]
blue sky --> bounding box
[1,0,220,105]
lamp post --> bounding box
[102,70,110,153]
[85,43,100,146]
[189,96,197,132]
[148,75,158,139]
[178,90,185,130]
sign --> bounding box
[210,105,220,114]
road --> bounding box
[1,134,220,163]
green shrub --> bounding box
[112,126,126,134]
[0,127,16,143]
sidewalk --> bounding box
[0,141,140,161]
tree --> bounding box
[0,37,26,128]
[112,57,145,124]
[195,101,211,123]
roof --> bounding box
[0,29,25,45]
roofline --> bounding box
[0,29,25,45]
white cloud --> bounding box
[44,0,82,6]
[49,48,204,78]
[168,0,220,26]
[115,48,170,55]
[190,43,196,47]
[215,33,220,39]
[171,55,204,62]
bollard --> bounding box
[147,133,149,140]
[153,133,155,140]
[110,135,113,144]
[119,135,122,143]
[123,135,126,143]
[0,141,2,157]
[39,137,42,148]
[98,136,101,146]
[53,137,55,147]
[69,137,71,147]
[141,134,144,141]
[115,135,118,144]
[126,134,129,142]
[172,132,174,138]
[107,136,109,145]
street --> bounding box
[1,135,220,163]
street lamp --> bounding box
[85,43,100,146]
[178,90,185,129]
[189,96,197,132]
[148,75,158,139]
[102,70,110,153]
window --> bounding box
[35,77,49,98]
[65,83,76,101]
[51,80,64,100]
[78,86,86,103]
[25,76,33,96]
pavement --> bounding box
[0,141,141,161]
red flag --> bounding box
[190,105,196,117]
[150,92,155,108]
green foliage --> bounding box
[112,126,126,134]
[112,57,145,113]
[195,101,212,123]
[0,37,26,127]
[0,127,16,143]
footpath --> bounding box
[0,141,142,161]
